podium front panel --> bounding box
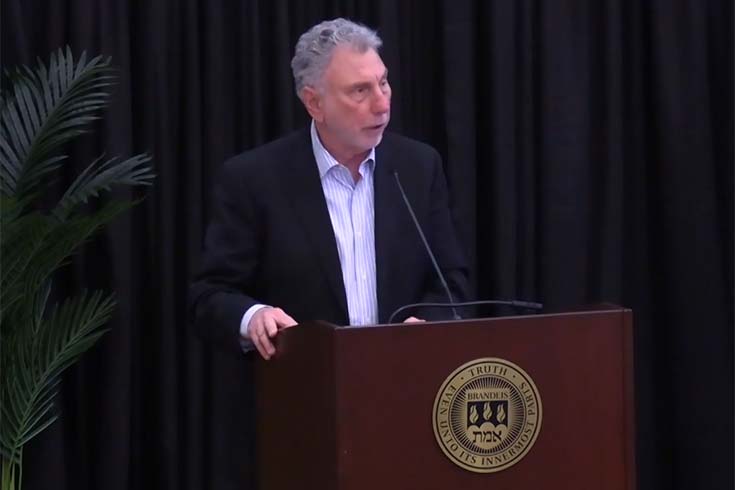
[257,308,635,490]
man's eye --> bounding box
[351,87,367,99]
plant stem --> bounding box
[1,456,18,490]
[18,451,22,490]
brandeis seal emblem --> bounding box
[432,358,542,473]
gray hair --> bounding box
[291,18,382,99]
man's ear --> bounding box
[301,86,324,122]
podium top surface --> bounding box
[310,303,629,330]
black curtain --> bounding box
[2,1,732,489]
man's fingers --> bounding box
[247,307,297,361]
[248,313,275,360]
[403,316,425,323]
[257,325,276,356]
[251,325,273,360]
[261,334,276,355]
[272,308,297,328]
[253,336,271,360]
[263,314,279,338]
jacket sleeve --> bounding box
[188,158,261,355]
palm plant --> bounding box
[0,47,154,490]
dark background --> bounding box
[2,0,733,489]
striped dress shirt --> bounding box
[310,121,378,326]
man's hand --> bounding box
[403,316,425,323]
[247,307,297,360]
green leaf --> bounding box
[54,154,154,218]
[0,291,115,462]
[0,47,115,199]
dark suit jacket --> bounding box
[189,127,469,354]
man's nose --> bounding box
[372,90,390,114]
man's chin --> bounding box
[361,130,385,149]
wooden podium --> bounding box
[255,306,635,490]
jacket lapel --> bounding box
[281,130,348,321]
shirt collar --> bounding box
[310,120,376,179]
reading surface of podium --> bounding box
[256,306,635,490]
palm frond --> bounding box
[0,194,37,229]
[0,47,115,199]
[54,153,155,219]
[0,291,115,463]
[0,200,133,330]
[0,212,54,331]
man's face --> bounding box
[305,46,391,158]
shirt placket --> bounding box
[333,168,359,326]
[352,166,376,325]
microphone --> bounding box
[392,170,461,321]
[389,170,544,324]
[388,299,543,324]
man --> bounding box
[189,18,469,360]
